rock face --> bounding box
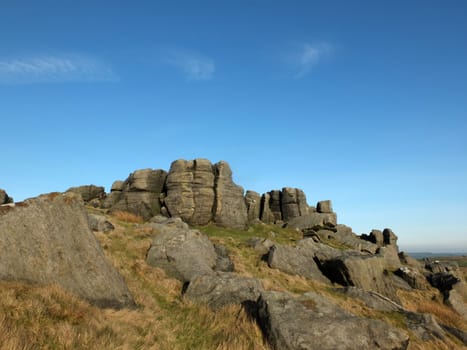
[88,213,115,233]
[164,159,215,225]
[0,189,13,204]
[268,242,339,283]
[320,253,398,300]
[184,272,263,309]
[245,190,261,223]
[110,169,167,220]
[213,161,248,229]
[286,212,337,230]
[156,159,248,228]
[66,185,105,203]
[0,193,134,308]
[258,188,310,224]
[258,290,409,350]
[145,217,233,282]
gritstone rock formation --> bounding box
[0,192,134,308]
[0,189,13,204]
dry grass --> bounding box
[111,210,144,224]
[1,214,465,349]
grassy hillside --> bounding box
[0,209,465,350]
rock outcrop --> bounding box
[320,253,399,300]
[257,188,310,224]
[0,189,13,204]
[145,217,233,282]
[258,290,409,350]
[213,161,248,229]
[66,185,105,206]
[184,272,263,309]
[109,169,167,220]
[0,192,134,308]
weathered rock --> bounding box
[383,228,398,246]
[101,191,123,209]
[286,212,337,230]
[428,272,460,298]
[88,213,115,233]
[361,229,385,246]
[0,189,13,204]
[127,169,166,192]
[281,187,309,221]
[245,190,261,222]
[268,190,282,221]
[213,161,248,229]
[258,290,409,350]
[260,193,275,224]
[0,193,134,308]
[394,266,429,289]
[404,311,446,341]
[268,245,328,283]
[310,225,379,254]
[425,259,459,274]
[110,169,167,220]
[336,286,402,312]
[110,180,125,192]
[446,282,467,319]
[66,185,105,202]
[111,191,161,220]
[377,246,402,270]
[398,252,422,268]
[320,253,399,300]
[247,237,275,256]
[317,200,333,213]
[184,272,262,309]
[336,225,380,253]
[146,224,217,282]
[213,244,235,272]
[267,239,339,284]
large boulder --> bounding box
[267,238,344,284]
[258,290,409,350]
[146,223,217,282]
[267,243,331,284]
[0,189,13,204]
[0,192,134,308]
[260,192,275,223]
[446,282,467,319]
[316,200,333,214]
[286,212,337,230]
[145,217,233,282]
[66,184,105,203]
[110,169,167,220]
[245,190,261,222]
[164,159,215,225]
[184,272,263,309]
[281,187,309,221]
[213,161,248,229]
[320,253,398,300]
[88,213,115,233]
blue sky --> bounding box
[1,0,466,252]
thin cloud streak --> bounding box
[290,42,333,78]
[0,55,117,84]
[163,49,215,81]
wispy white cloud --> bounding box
[288,42,333,78]
[163,49,215,81]
[0,54,117,84]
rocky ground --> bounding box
[0,159,466,349]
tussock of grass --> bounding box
[111,210,144,224]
